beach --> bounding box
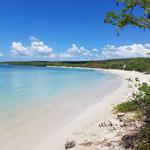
[0,68,150,150]
[0,66,120,150]
[37,69,150,150]
[0,0,149,149]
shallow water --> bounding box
[0,65,113,121]
[0,65,121,150]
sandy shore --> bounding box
[0,68,121,150]
[0,68,150,150]
[37,69,150,150]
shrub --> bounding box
[116,79,150,150]
[116,101,137,112]
[137,124,150,150]
[137,141,149,150]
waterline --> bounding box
[0,65,122,150]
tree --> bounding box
[104,0,150,34]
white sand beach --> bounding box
[0,69,150,150]
[0,0,149,149]
[37,69,150,150]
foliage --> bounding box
[117,78,150,113]
[116,101,137,112]
[137,124,150,149]
[104,0,150,34]
[139,124,150,139]
[116,78,150,149]
[130,81,150,113]
[3,58,150,73]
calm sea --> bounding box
[0,64,119,125]
[0,64,122,150]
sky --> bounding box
[0,0,150,61]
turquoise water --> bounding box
[0,64,122,150]
[0,64,116,124]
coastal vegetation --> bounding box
[116,78,150,149]
[116,101,137,112]
[2,57,150,73]
[104,1,150,148]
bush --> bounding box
[139,124,150,139]
[116,101,137,112]
[116,79,150,150]
[116,80,150,114]
[137,141,149,150]
[137,124,150,150]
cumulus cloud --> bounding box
[30,40,53,55]
[11,37,54,58]
[11,42,31,56]
[65,44,92,58]
[44,44,94,60]
[102,43,150,58]
[10,37,150,60]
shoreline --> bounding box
[38,68,150,150]
[0,67,121,150]
[0,67,149,150]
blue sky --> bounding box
[0,0,150,61]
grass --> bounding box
[116,101,137,112]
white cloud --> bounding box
[10,37,150,60]
[0,53,3,57]
[59,53,72,58]
[29,36,39,41]
[11,42,31,56]
[45,44,94,60]
[30,40,53,55]
[11,37,54,58]
[49,53,56,58]
[102,43,150,58]
[92,48,99,52]
[65,44,92,58]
